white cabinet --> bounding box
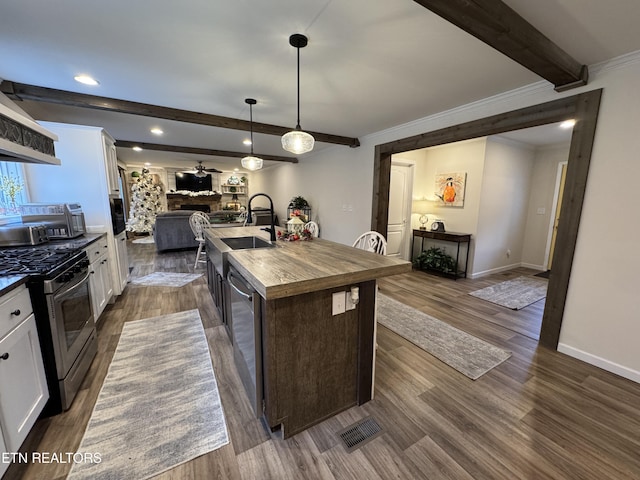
[104,135,120,196]
[0,428,8,478]
[25,122,129,296]
[85,235,113,322]
[114,231,129,294]
[0,285,48,471]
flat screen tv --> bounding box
[175,172,212,192]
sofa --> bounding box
[153,210,200,252]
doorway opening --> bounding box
[372,90,602,349]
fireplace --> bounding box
[180,204,210,213]
[166,193,221,212]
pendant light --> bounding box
[241,98,264,171]
[281,33,315,154]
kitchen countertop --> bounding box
[0,274,29,297]
[204,226,411,299]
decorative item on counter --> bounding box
[286,213,305,234]
[287,196,311,222]
[226,194,241,211]
[278,228,312,241]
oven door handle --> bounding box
[55,270,91,298]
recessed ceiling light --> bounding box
[234,168,239,172]
[560,119,576,129]
[150,128,163,135]
[74,74,99,86]
[242,139,252,146]
[144,162,151,166]
[132,146,143,152]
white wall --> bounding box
[473,137,535,275]
[254,52,640,382]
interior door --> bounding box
[548,162,568,270]
[387,163,413,259]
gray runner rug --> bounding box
[469,276,548,310]
[130,271,203,287]
[68,309,229,480]
[377,294,511,380]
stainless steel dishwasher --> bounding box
[227,265,263,417]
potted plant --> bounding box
[413,246,457,274]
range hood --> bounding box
[0,91,61,165]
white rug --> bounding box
[469,276,548,310]
[68,309,229,480]
[130,271,203,287]
[132,236,155,244]
[377,294,511,380]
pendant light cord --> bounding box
[249,104,255,155]
[296,45,301,130]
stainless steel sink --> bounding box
[207,235,275,278]
[220,236,275,250]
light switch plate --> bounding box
[332,291,346,315]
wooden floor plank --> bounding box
[8,243,640,480]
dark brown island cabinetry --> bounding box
[205,226,409,438]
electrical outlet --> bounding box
[345,291,356,310]
[332,291,346,315]
[506,249,511,258]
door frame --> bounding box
[371,89,602,349]
[388,159,415,260]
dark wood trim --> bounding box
[372,89,603,350]
[412,0,588,91]
[357,280,376,404]
[539,89,601,348]
[115,140,298,164]
[0,81,360,148]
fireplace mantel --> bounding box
[167,192,222,212]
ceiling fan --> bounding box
[182,161,222,177]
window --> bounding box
[0,161,29,221]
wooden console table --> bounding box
[412,229,471,280]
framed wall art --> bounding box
[435,172,466,207]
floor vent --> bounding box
[337,416,383,453]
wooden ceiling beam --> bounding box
[413,0,588,91]
[115,140,298,163]
[0,81,360,148]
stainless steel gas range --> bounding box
[0,246,96,415]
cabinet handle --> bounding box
[0,353,8,360]
[90,271,95,275]
[10,309,20,316]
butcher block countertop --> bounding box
[204,226,411,299]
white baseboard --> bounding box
[521,262,545,271]
[469,262,522,279]
[470,262,547,279]
[558,343,640,384]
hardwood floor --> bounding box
[9,242,640,479]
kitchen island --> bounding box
[204,226,411,438]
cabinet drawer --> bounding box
[0,285,32,339]
[85,236,109,262]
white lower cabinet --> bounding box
[114,231,129,294]
[86,236,113,322]
[0,285,49,479]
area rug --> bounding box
[377,294,511,380]
[68,309,229,480]
[132,236,155,244]
[130,271,203,287]
[468,276,548,310]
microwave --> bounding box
[20,203,87,239]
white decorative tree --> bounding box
[126,169,164,234]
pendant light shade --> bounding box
[282,33,314,154]
[241,98,263,171]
